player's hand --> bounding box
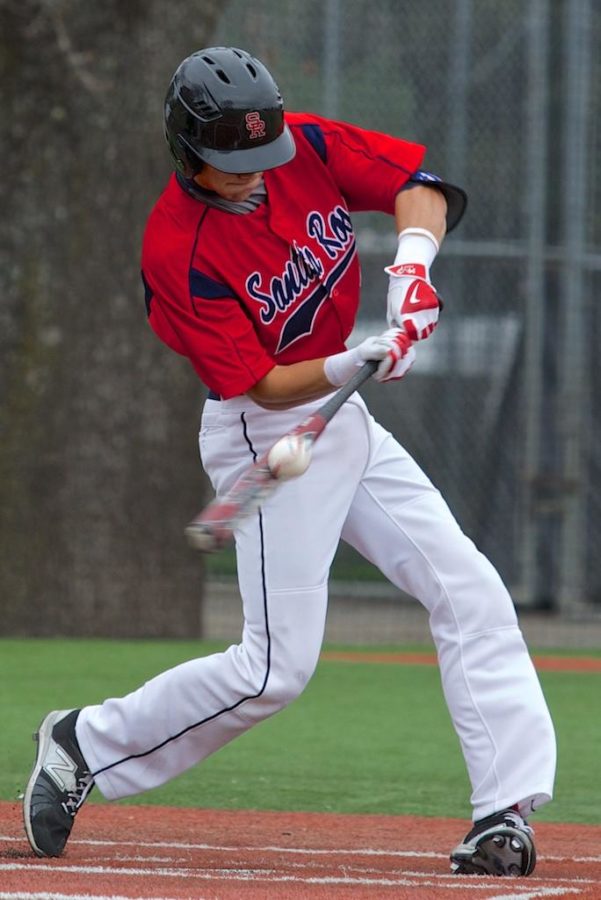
[356,328,416,382]
[324,329,415,386]
[385,263,443,341]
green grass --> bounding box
[1,639,599,823]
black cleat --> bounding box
[23,709,94,857]
[450,808,536,876]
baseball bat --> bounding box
[185,359,378,552]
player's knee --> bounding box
[263,669,312,711]
[239,616,322,713]
[435,550,518,634]
[261,661,316,711]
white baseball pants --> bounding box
[77,391,556,820]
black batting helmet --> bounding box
[164,47,296,176]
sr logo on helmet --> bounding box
[245,112,266,140]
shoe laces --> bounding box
[502,810,534,836]
[60,773,93,818]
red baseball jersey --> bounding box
[141,112,425,398]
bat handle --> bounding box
[318,359,378,423]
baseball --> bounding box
[267,434,312,480]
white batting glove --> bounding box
[324,328,415,386]
[385,228,442,341]
[362,328,416,382]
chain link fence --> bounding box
[2,0,598,641]
[210,0,601,620]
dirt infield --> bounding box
[321,651,601,672]
[1,801,600,899]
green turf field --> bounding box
[2,639,598,824]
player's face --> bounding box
[194,164,263,202]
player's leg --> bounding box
[24,395,369,856]
[340,406,555,874]
[84,399,367,787]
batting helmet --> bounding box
[164,47,296,176]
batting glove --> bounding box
[385,228,442,341]
[324,328,415,386]
[363,328,416,382]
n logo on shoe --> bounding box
[44,746,77,792]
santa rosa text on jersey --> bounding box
[246,206,354,327]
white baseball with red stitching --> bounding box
[267,434,312,480]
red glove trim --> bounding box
[386,263,427,279]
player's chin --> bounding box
[221,187,253,202]
[224,179,261,201]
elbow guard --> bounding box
[404,170,468,232]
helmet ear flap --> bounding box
[175,135,204,178]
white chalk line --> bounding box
[27,853,597,886]
[0,890,587,900]
[0,895,188,900]
[53,855,601,887]
[0,861,521,890]
[0,838,597,900]
[0,860,596,893]
[0,889,587,900]
[2,833,600,864]
[0,885,587,900]
[492,887,585,899]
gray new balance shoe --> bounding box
[450,808,536,876]
[23,709,94,857]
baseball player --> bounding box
[24,47,556,876]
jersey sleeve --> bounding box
[143,267,275,400]
[288,112,426,214]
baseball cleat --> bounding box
[23,709,94,857]
[450,808,536,876]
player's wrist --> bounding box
[323,347,362,387]
[385,228,439,281]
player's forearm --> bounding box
[246,326,416,407]
[246,359,333,408]
[395,185,447,244]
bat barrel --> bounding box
[185,521,228,553]
[184,360,377,553]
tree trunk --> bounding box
[0,0,226,636]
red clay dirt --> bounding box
[322,650,601,672]
[1,800,599,899]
